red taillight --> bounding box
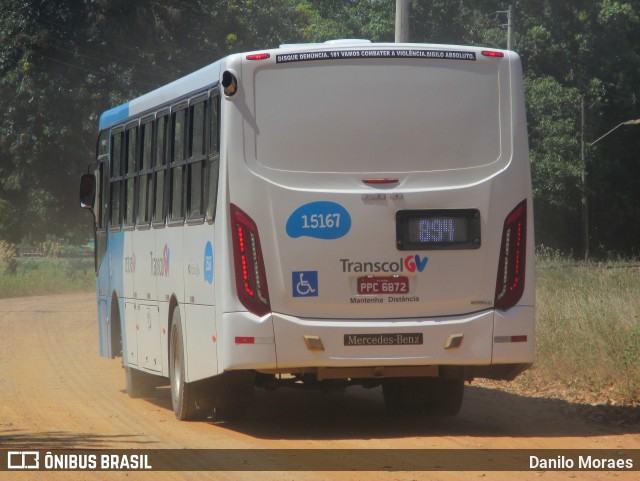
[495,200,527,310]
[246,53,271,61]
[481,50,505,58]
[230,204,270,316]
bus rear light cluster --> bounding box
[494,200,527,310]
[230,204,271,316]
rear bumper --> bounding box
[221,306,535,379]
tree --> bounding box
[0,0,310,243]
[2,0,640,257]
[504,0,640,255]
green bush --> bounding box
[0,256,94,298]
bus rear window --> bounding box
[254,62,501,174]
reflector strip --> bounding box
[235,336,255,344]
[494,335,528,343]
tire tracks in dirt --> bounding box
[1,293,639,481]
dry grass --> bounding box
[531,251,640,403]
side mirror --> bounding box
[222,70,238,97]
[79,173,96,209]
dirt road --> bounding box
[1,293,639,480]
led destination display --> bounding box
[396,209,481,250]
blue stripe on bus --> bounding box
[96,230,125,358]
[99,102,130,131]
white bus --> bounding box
[80,40,535,420]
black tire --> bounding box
[212,371,255,421]
[382,378,429,416]
[424,377,464,417]
[382,377,464,417]
[169,308,206,420]
[125,366,157,398]
[110,296,123,359]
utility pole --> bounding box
[507,5,514,50]
[492,5,515,50]
[395,0,409,43]
[581,96,589,260]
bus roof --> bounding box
[98,59,222,130]
[98,40,510,131]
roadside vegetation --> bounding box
[0,240,94,299]
[510,248,640,405]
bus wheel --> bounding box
[424,378,464,417]
[169,308,205,420]
[382,378,429,416]
[125,366,157,398]
[212,371,255,421]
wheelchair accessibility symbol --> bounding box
[292,271,318,297]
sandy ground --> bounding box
[0,293,639,480]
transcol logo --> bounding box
[340,255,428,274]
[150,244,170,277]
[124,255,135,274]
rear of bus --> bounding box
[218,42,534,414]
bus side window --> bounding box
[206,93,220,222]
[110,130,124,228]
[188,100,206,220]
[153,115,168,225]
[96,161,103,230]
[124,125,137,227]
[170,108,186,222]
[96,131,109,231]
[138,121,154,226]
[102,162,109,230]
